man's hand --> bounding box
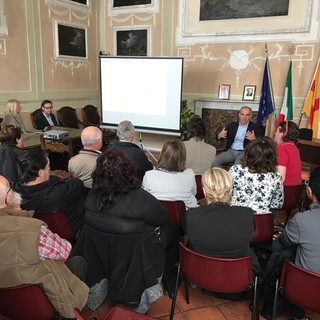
[218,127,227,139]
[245,130,256,141]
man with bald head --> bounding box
[68,126,103,189]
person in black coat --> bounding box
[33,99,58,130]
[12,149,84,232]
[0,126,23,182]
[212,106,262,167]
[107,120,153,180]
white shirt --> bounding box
[142,168,198,209]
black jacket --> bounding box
[72,188,167,307]
[0,145,22,182]
[107,141,153,180]
[13,176,84,232]
[34,111,58,130]
[218,121,262,151]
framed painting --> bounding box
[115,27,149,56]
[113,0,151,7]
[55,21,87,59]
[108,0,158,15]
[243,85,256,101]
[218,84,230,100]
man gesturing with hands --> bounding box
[212,106,262,167]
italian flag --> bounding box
[277,61,293,124]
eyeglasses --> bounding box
[43,106,53,109]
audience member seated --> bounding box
[274,121,302,186]
[212,106,262,168]
[268,167,320,320]
[1,99,26,131]
[73,150,170,313]
[33,99,59,130]
[0,175,89,319]
[0,126,23,182]
[184,168,260,299]
[68,126,102,188]
[107,120,153,180]
[142,139,198,209]
[229,137,283,213]
[13,149,85,232]
[184,115,216,175]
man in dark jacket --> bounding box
[107,120,153,180]
[212,106,262,167]
[13,149,84,232]
[33,99,59,130]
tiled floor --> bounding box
[77,285,320,320]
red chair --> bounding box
[195,175,204,200]
[33,211,75,241]
[74,306,156,320]
[170,243,259,320]
[272,261,320,319]
[159,200,186,227]
[0,284,56,320]
[251,213,274,245]
[277,184,305,225]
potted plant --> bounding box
[180,99,195,141]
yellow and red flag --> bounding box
[302,58,320,138]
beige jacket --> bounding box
[0,208,89,318]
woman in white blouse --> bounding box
[142,139,198,209]
[229,136,283,214]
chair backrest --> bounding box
[33,211,75,241]
[30,109,42,129]
[195,175,204,200]
[0,284,56,320]
[81,104,101,127]
[251,213,274,244]
[281,184,305,211]
[299,128,313,141]
[280,261,320,313]
[179,243,253,293]
[159,200,186,227]
[57,106,81,128]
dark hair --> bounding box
[40,99,52,108]
[241,136,277,173]
[0,125,22,145]
[92,149,141,209]
[308,167,320,201]
[187,115,206,140]
[278,121,299,143]
[157,139,186,172]
[17,149,48,183]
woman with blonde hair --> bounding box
[142,139,197,209]
[1,99,25,130]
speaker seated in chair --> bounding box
[31,100,59,130]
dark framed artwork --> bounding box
[70,0,88,4]
[56,22,87,59]
[113,0,151,7]
[116,28,148,56]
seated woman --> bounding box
[184,115,216,175]
[229,137,284,214]
[184,168,260,298]
[1,99,25,131]
[142,139,198,209]
[74,149,168,313]
[0,126,23,182]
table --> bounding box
[297,138,320,169]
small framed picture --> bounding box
[243,85,256,101]
[218,84,230,100]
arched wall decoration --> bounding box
[50,57,91,78]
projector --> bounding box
[43,130,69,140]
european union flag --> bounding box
[258,57,275,125]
